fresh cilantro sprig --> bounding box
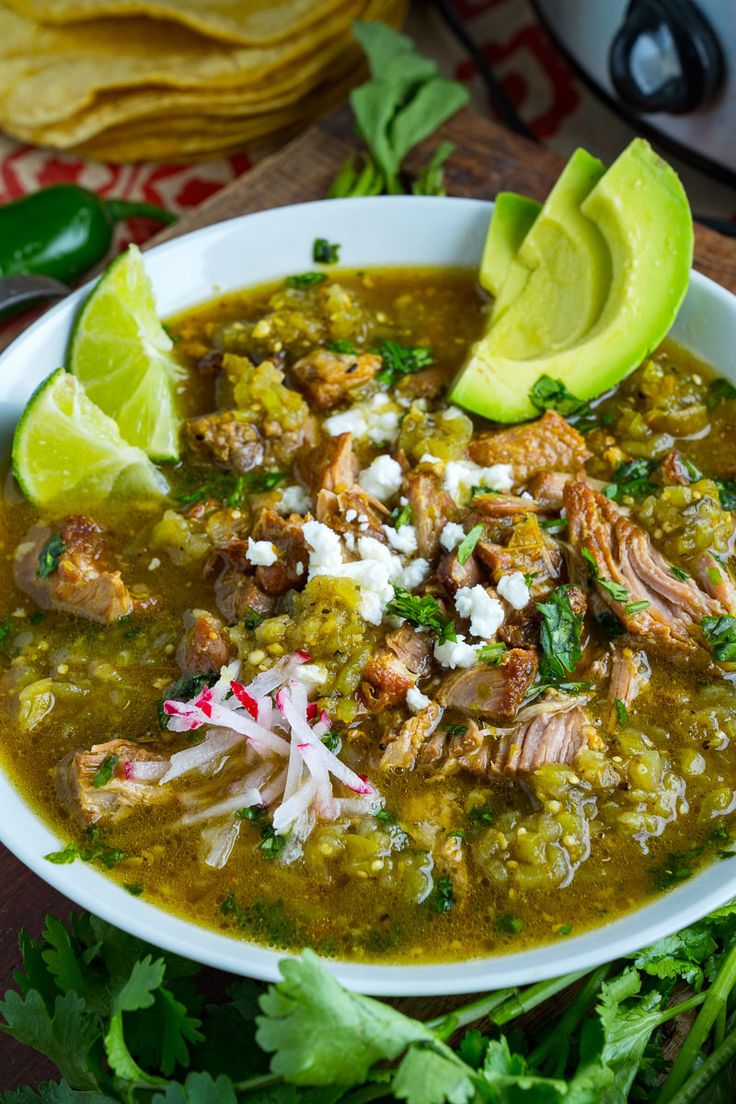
[529,374,596,430]
[386,586,456,643]
[702,615,736,663]
[37,533,67,579]
[175,469,287,508]
[603,458,658,502]
[375,340,434,387]
[536,584,584,681]
[312,238,340,264]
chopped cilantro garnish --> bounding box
[456,523,484,565]
[445,723,467,738]
[375,340,434,387]
[327,339,357,353]
[157,672,217,729]
[124,883,144,896]
[92,753,119,789]
[716,478,736,510]
[469,803,493,825]
[176,469,286,508]
[285,271,328,288]
[243,607,265,630]
[625,600,650,615]
[37,533,67,579]
[539,517,567,533]
[386,586,456,643]
[476,642,506,666]
[238,804,285,859]
[392,502,412,528]
[321,730,341,752]
[599,578,630,603]
[536,584,584,682]
[669,565,691,581]
[375,808,396,824]
[558,922,573,935]
[615,698,629,727]
[529,375,594,430]
[433,874,455,913]
[523,572,537,588]
[707,378,736,409]
[313,238,340,264]
[602,458,658,502]
[44,842,78,864]
[48,825,128,870]
[682,458,703,482]
[496,913,524,935]
[702,615,736,662]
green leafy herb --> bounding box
[329,22,469,196]
[496,913,524,935]
[157,672,216,729]
[92,754,119,789]
[682,457,703,482]
[433,875,455,914]
[375,808,396,824]
[615,698,629,727]
[312,238,340,264]
[124,884,144,897]
[175,469,286,508]
[327,339,357,354]
[558,923,573,936]
[625,600,650,615]
[476,642,506,666]
[716,478,736,510]
[669,565,691,581]
[375,340,434,387]
[536,585,584,681]
[539,517,567,533]
[469,803,493,825]
[321,730,341,752]
[599,578,630,603]
[386,586,456,643]
[523,571,537,588]
[707,378,736,409]
[456,523,483,565]
[392,502,412,529]
[237,805,285,860]
[37,534,67,579]
[285,272,327,288]
[702,615,736,662]
[243,607,265,630]
[529,375,595,429]
[445,723,468,738]
[44,842,78,865]
[603,458,658,502]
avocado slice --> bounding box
[450,139,693,423]
[479,192,541,297]
[488,149,609,357]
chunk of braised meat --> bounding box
[472,491,543,518]
[438,549,483,596]
[208,553,276,623]
[361,625,433,712]
[59,739,170,826]
[469,410,591,484]
[476,515,562,584]
[316,485,389,539]
[438,649,538,719]
[260,412,318,470]
[498,606,540,650]
[404,469,455,559]
[564,476,723,660]
[527,471,574,512]
[14,517,133,623]
[299,432,358,496]
[494,703,596,774]
[290,347,381,409]
[396,367,446,402]
[184,411,265,473]
[177,609,236,676]
[606,645,650,730]
[250,509,309,596]
[692,553,736,615]
[378,701,443,771]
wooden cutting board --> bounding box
[2,104,736,1090]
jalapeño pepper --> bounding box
[0,184,176,285]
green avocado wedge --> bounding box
[479,192,541,297]
[451,138,693,423]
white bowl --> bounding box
[2,196,736,996]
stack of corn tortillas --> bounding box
[0,0,406,161]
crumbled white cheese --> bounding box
[383,523,418,555]
[358,455,403,501]
[246,538,278,567]
[406,685,431,712]
[419,453,444,469]
[439,521,466,552]
[324,393,402,444]
[295,664,328,687]
[148,557,161,571]
[443,460,514,505]
[277,483,311,515]
[302,520,344,576]
[345,508,358,523]
[455,585,505,639]
[497,571,531,610]
[398,557,430,589]
[434,634,479,669]
[344,532,356,552]
[295,561,305,575]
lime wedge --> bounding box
[68,244,183,461]
[13,369,169,507]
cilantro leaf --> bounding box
[529,375,595,430]
[376,341,434,387]
[285,272,327,288]
[37,534,67,579]
[707,378,736,410]
[602,459,658,502]
[456,524,483,566]
[536,585,584,681]
[598,578,629,603]
[0,1085,117,1104]
[151,1073,237,1104]
[312,239,340,265]
[386,586,456,643]
[433,875,455,914]
[0,990,99,1090]
[393,1045,475,1104]
[715,478,736,510]
[615,699,628,727]
[256,950,431,1086]
[702,615,736,662]
[92,754,118,789]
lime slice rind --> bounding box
[13,368,168,507]
[68,244,183,462]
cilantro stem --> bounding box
[489,969,591,1028]
[715,1002,727,1046]
[340,1083,394,1104]
[233,1072,283,1091]
[667,1023,736,1104]
[657,939,736,1102]
[427,987,516,1040]
[527,964,610,1072]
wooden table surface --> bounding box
[3,104,736,1090]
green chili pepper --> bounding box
[0,184,176,285]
